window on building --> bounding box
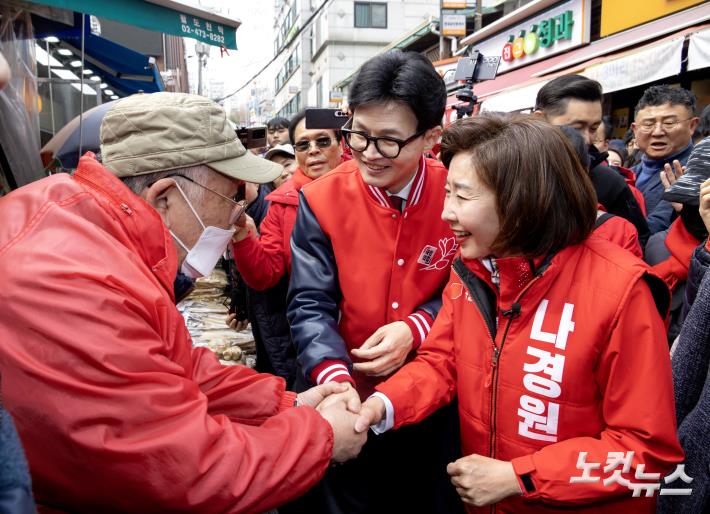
[309,26,315,58]
[277,93,301,119]
[314,14,322,52]
[275,45,301,93]
[276,3,299,52]
[316,78,323,107]
[354,2,387,29]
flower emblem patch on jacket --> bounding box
[418,237,458,271]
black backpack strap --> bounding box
[595,212,615,229]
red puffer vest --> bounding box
[378,235,682,513]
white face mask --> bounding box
[169,183,236,279]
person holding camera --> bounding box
[284,50,462,514]
[229,109,343,386]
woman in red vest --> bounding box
[356,113,683,514]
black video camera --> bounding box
[452,50,501,119]
[236,126,267,149]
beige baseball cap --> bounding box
[100,92,281,184]
[264,143,295,160]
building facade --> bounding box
[271,0,441,118]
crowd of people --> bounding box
[0,45,709,514]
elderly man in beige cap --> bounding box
[0,92,365,513]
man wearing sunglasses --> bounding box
[229,109,344,388]
[285,51,462,514]
[0,92,367,513]
[233,108,344,288]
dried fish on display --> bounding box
[177,268,255,367]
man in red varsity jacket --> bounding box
[284,51,463,514]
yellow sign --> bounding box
[442,1,467,8]
[601,0,705,36]
[611,107,630,138]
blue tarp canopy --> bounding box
[33,13,164,95]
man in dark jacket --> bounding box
[631,85,698,235]
[535,75,650,246]
[684,237,710,316]
[227,177,295,385]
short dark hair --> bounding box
[267,117,290,130]
[608,139,629,163]
[440,113,597,257]
[601,115,613,140]
[348,50,446,132]
[623,128,635,145]
[559,125,590,171]
[535,75,603,116]
[288,108,342,145]
[634,85,696,118]
[698,104,710,138]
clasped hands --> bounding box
[293,320,412,465]
[299,328,522,506]
[295,376,385,465]
[299,381,521,506]
[294,381,368,464]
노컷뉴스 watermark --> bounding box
[570,451,693,497]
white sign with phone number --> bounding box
[178,14,226,46]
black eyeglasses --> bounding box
[167,173,248,223]
[341,119,426,159]
[293,137,334,153]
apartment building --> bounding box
[272,0,441,118]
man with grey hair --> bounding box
[0,92,365,513]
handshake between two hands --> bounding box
[289,320,417,463]
[294,382,523,506]
[295,382,385,463]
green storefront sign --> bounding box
[26,0,238,49]
[502,10,574,62]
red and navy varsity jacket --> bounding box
[287,156,455,397]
